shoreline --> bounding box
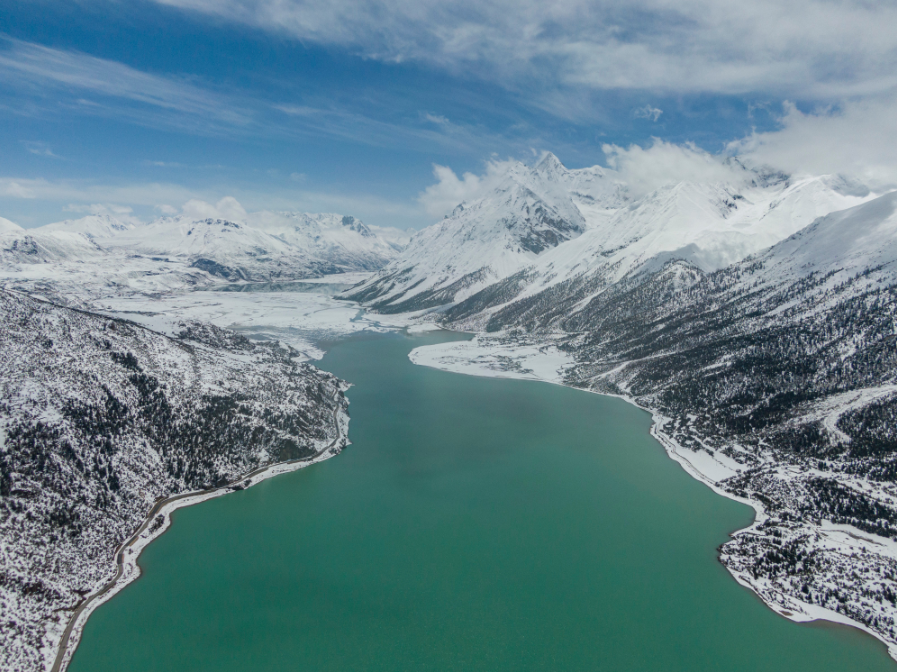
[50,395,350,672]
[407,333,897,663]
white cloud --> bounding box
[729,95,897,188]
[0,174,426,229]
[633,105,663,122]
[23,141,58,157]
[417,160,517,219]
[0,176,200,210]
[0,180,36,198]
[603,140,747,197]
[0,38,250,129]
[62,202,143,225]
[64,203,132,215]
[153,0,897,99]
[181,196,248,220]
[418,141,750,214]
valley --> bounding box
[3,154,897,669]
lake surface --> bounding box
[69,330,893,672]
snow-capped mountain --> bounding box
[347,154,874,316]
[345,152,624,313]
[89,211,402,281]
[34,213,136,239]
[744,188,897,287]
[0,228,107,266]
[0,216,22,234]
[245,211,402,270]
[103,216,322,281]
[0,209,405,295]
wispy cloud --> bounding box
[22,140,59,157]
[633,105,662,122]
[0,175,427,228]
[153,0,897,99]
[0,37,533,156]
[272,101,527,155]
[0,37,250,127]
[0,175,198,207]
[730,94,897,188]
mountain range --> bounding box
[4,150,897,668]
[0,210,408,291]
[346,153,897,651]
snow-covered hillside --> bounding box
[0,290,349,672]
[0,217,22,234]
[1,209,403,298]
[35,213,136,239]
[0,229,107,266]
[347,154,874,316]
[246,211,402,271]
[344,153,625,313]
[427,189,897,655]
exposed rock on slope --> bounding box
[0,290,349,672]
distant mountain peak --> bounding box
[535,151,565,174]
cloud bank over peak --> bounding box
[730,95,897,189]
[603,140,748,197]
[180,196,248,221]
[418,160,519,219]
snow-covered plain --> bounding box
[92,273,416,360]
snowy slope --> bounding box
[747,189,897,286]
[245,211,402,270]
[344,152,622,313]
[0,290,348,672]
[83,212,403,281]
[348,151,875,316]
[0,216,22,234]
[536,174,875,282]
[35,213,136,239]
[442,173,880,328]
[0,229,107,265]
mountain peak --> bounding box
[535,151,566,174]
[0,216,23,234]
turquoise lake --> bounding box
[69,330,893,671]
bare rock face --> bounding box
[0,290,349,672]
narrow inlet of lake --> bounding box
[69,330,894,671]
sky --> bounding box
[1,0,895,229]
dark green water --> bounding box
[70,330,893,672]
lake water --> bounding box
[69,330,893,671]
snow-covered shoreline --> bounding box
[408,334,897,661]
[51,396,350,672]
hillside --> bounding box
[0,290,349,672]
[435,191,897,650]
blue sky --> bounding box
[1,0,895,228]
